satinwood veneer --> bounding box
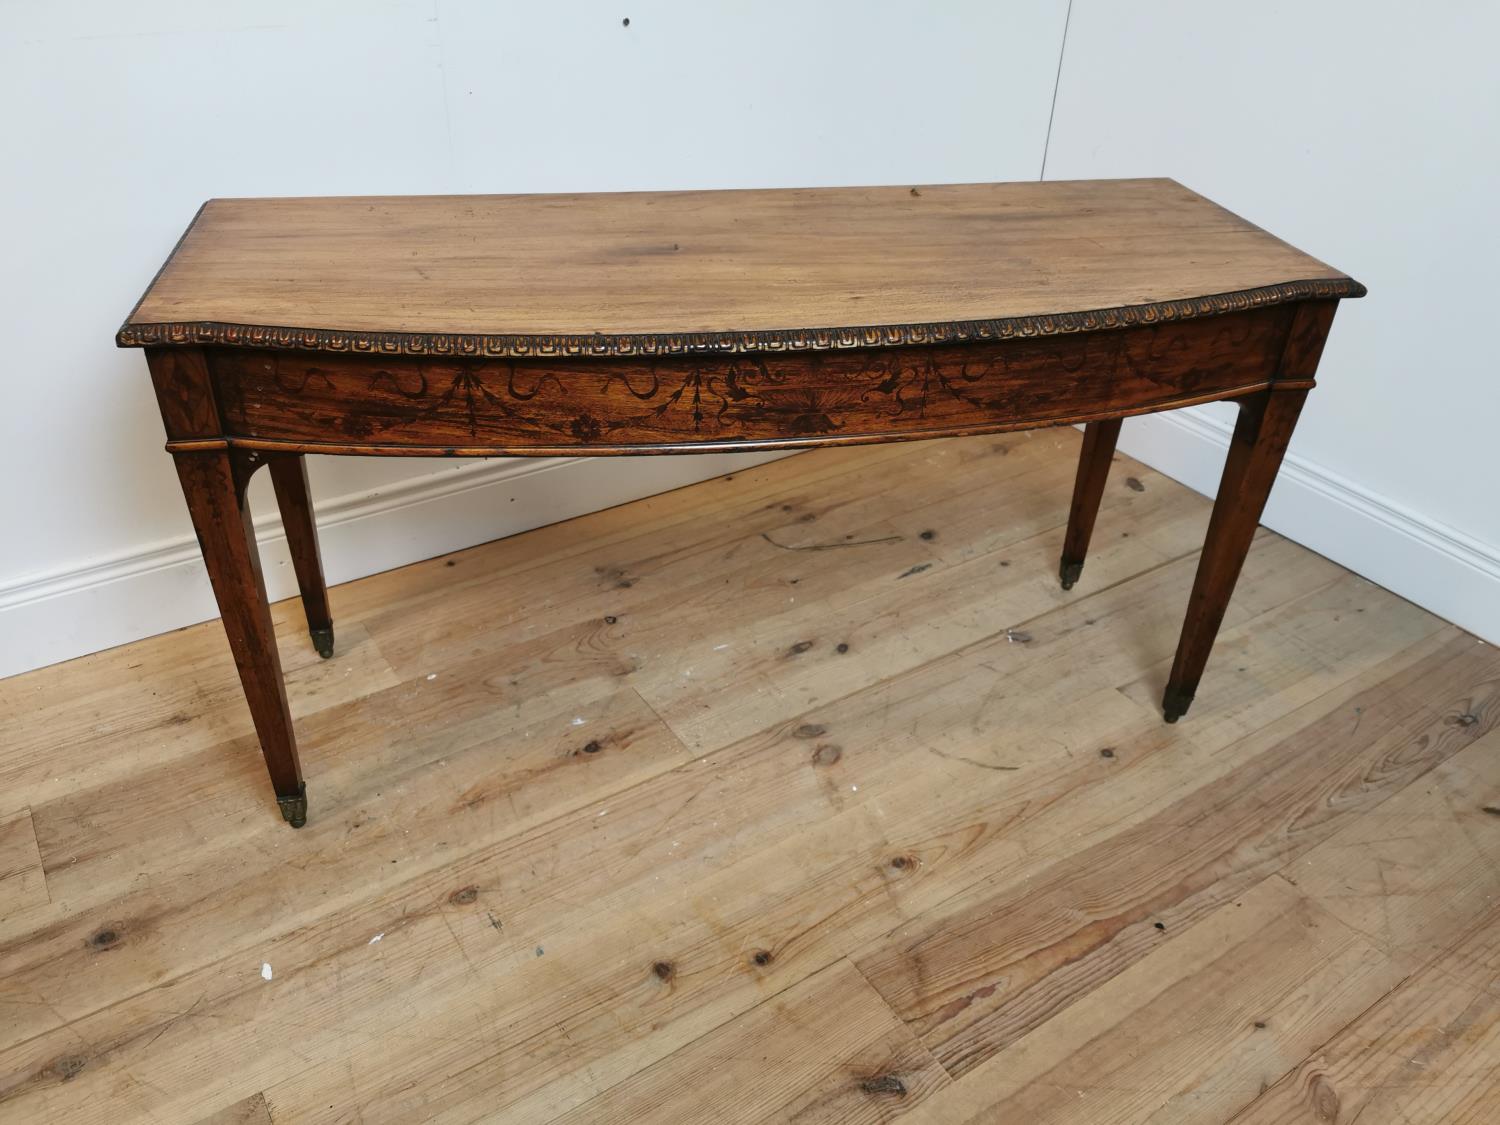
[120,179,1363,826]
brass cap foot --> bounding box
[1162,686,1195,724]
[1059,560,1083,591]
[277,782,308,828]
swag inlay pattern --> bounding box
[210,308,1290,450]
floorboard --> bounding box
[2,434,1496,1123]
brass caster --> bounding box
[1059,560,1083,591]
[310,625,335,660]
[277,783,308,828]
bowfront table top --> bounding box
[120,178,1360,356]
[121,179,1363,828]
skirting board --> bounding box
[1116,406,1500,646]
[0,451,790,680]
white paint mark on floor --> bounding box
[261,962,273,981]
[369,932,385,945]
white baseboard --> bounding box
[0,451,788,680]
[9,414,1495,680]
[1116,407,1500,645]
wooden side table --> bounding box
[118,179,1363,827]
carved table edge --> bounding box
[118,278,1365,359]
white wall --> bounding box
[6,0,1494,679]
[0,0,1070,678]
[1046,0,1500,643]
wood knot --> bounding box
[835,642,849,654]
[751,949,774,967]
[1455,712,1479,727]
[88,927,122,951]
[1099,747,1116,759]
[580,740,602,754]
[1153,921,1166,931]
[1310,1075,1340,1120]
[1126,476,1146,492]
[787,640,815,657]
[888,854,917,872]
[793,723,827,739]
[811,744,842,767]
[859,1074,907,1096]
[51,1055,87,1082]
[652,960,675,981]
[604,615,618,625]
[919,529,935,540]
[448,886,479,906]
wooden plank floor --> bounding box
[2,431,1497,1124]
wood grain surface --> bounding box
[3,433,1491,1124]
[118,180,1362,357]
[202,306,1293,454]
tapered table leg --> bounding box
[269,455,334,659]
[1163,387,1308,722]
[174,449,307,826]
[1059,418,1122,590]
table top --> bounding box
[118,179,1362,358]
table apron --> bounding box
[197,306,1300,456]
